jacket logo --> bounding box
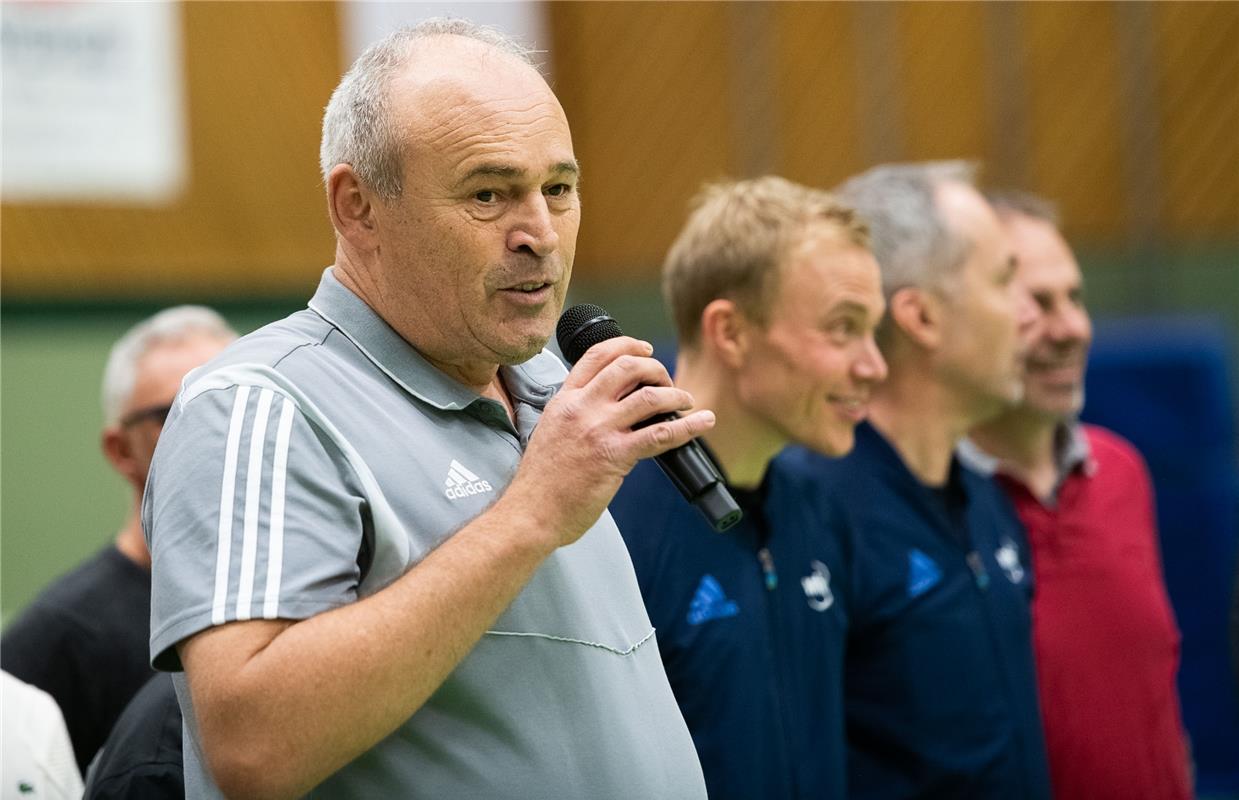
[801,560,834,611]
[687,575,740,625]
[995,537,1026,584]
[907,549,942,598]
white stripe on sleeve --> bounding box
[211,386,251,626]
[263,397,295,619]
[235,388,274,621]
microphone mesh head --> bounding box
[556,303,624,364]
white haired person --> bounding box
[1,306,235,774]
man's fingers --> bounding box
[584,354,674,404]
[627,409,716,461]
[560,337,654,391]
[615,385,695,430]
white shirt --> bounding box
[1,671,82,800]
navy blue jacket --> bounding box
[611,456,850,800]
[777,422,1051,800]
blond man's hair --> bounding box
[663,175,869,348]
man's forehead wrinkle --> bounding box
[420,100,567,148]
[396,47,554,117]
[406,100,575,190]
[400,72,568,149]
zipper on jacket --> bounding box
[966,550,990,590]
[757,547,778,591]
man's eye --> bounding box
[545,183,571,197]
[827,319,857,337]
[475,190,498,203]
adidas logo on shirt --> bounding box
[444,459,493,500]
[907,548,942,599]
[687,575,740,625]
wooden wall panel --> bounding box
[896,3,989,163]
[1154,3,1239,239]
[774,3,866,190]
[1021,3,1128,238]
[549,2,733,282]
[1,2,341,300]
[2,2,1234,300]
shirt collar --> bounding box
[955,437,1001,476]
[957,420,1096,490]
[1055,421,1093,476]
[855,421,971,495]
[306,267,558,413]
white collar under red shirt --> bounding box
[958,421,1098,506]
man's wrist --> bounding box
[484,481,569,558]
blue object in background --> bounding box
[1082,315,1239,796]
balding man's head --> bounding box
[321,17,580,379]
[320,19,541,201]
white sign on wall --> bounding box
[341,2,550,71]
[1,2,188,203]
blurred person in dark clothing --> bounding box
[82,674,183,800]
[1,306,235,773]
[961,192,1192,800]
[778,161,1049,799]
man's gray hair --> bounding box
[836,160,979,302]
[985,189,1061,227]
[101,306,236,425]
[320,18,536,201]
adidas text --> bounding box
[445,480,493,500]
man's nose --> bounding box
[1047,304,1090,344]
[1014,284,1040,340]
[855,335,889,384]
[507,193,560,258]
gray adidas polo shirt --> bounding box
[143,269,706,799]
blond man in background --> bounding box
[613,175,887,799]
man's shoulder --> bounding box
[193,309,332,379]
[4,547,145,630]
[174,309,392,425]
[774,445,855,485]
[84,674,183,799]
[959,458,1011,502]
[1081,424,1148,475]
[0,550,144,680]
[774,441,890,512]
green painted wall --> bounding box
[2,250,1236,625]
[0,306,295,626]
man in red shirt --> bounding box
[962,192,1192,800]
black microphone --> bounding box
[556,303,743,532]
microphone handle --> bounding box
[634,412,743,532]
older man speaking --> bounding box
[144,20,710,799]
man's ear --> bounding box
[327,164,380,252]
[699,298,751,369]
[888,286,943,350]
[102,426,142,492]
